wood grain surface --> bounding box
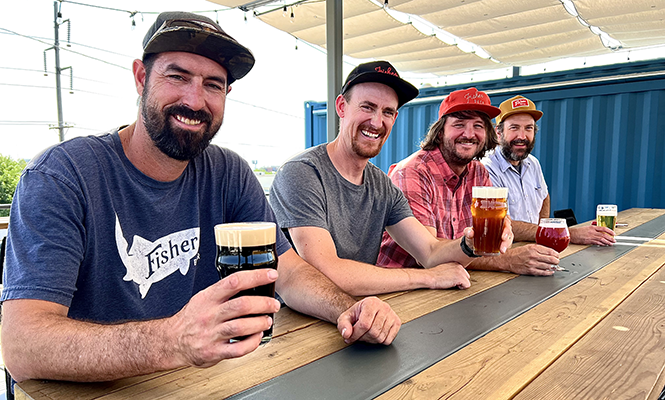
[15,209,665,400]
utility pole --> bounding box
[48,0,72,142]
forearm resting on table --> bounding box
[293,253,434,297]
[2,299,181,383]
[467,255,511,272]
[511,220,538,242]
[386,218,476,269]
[288,226,439,296]
[276,249,358,323]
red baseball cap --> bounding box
[438,87,501,120]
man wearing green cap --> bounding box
[1,12,401,385]
[483,95,615,245]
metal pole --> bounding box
[325,0,343,142]
[53,1,65,142]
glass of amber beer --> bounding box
[214,222,278,344]
[471,186,508,256]
[596,204,617,232]
[536,218,570,252]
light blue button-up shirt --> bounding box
[481,148,549,224]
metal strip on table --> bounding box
[229,215,665,400]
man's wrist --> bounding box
[460,237,481,258]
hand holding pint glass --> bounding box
[471,187,509,256]
[215,222,279,344]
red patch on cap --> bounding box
[512,98,529,109]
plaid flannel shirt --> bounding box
[377,149,490,268]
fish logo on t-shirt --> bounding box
[115,215,200,298]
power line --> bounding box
[0,27,130,70]
[59,0,236,17]
[0,66,125,86]
[0,30,135,59]
[0,82,127,98]
[0,121,57,126]
[227,98,304,120]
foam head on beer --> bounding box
[472,186,508,200]
[214,222,276,248]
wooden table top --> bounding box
[15,208,665,400]
[0,216,8,230]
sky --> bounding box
[2,1,665,169]
[0,0,333,168]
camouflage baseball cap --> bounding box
[142,11,255,84]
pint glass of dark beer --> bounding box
[214,222,278,344]
[471,186,508,256]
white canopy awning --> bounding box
[208,0,665,76]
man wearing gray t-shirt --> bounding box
[270,61,514,296]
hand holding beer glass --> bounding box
[471,187,509,256]
[215,222,279,344]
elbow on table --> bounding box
[2,332,34,383]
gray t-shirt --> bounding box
[270,144,413,265]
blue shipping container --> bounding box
[304,59,665,223]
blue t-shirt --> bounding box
[1,130,290,323]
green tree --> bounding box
[0,153,27,217]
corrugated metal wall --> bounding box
[304,60,665,223]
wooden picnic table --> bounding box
[14,208,665,400]
[0,216,9,230]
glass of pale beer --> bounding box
[596,204,617,232]
[536,218,570,252]
[471,186,508,256]
[214,222,278,344]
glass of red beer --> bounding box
[536,218,570,252]
[471,186,508,256]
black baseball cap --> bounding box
[142,11,255,84]
[341,61,419,109]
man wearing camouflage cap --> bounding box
[1,11,400,385]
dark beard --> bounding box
[440,137,484,167]
[141,98,220,161]
[500,137,535,163]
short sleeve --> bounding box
[269,161,328,230]
[2,167,86,307]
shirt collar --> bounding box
[429,149,471,189]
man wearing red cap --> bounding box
[483,95,615,246]
[378,88,561,276]
[271,66,514,297]
[1,12,402,385]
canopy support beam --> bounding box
[326,0,342,142]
